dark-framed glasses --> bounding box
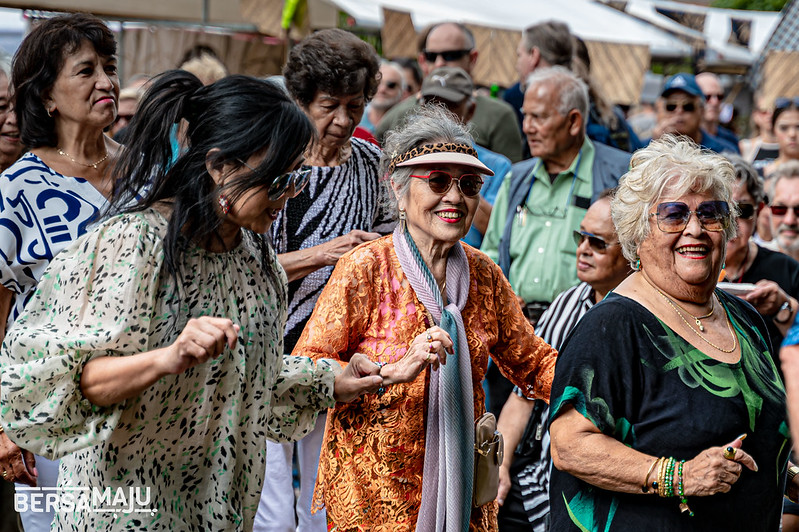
[238,159,312,200]
[573,230,617,252]
[736,203,755,220]
[422,49,472,63]
[770,204,799,217]
[410,170,484,197]
[664,101,697,113]
[650,201,730,233]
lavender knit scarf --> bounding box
[393,225,475,532]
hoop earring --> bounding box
[218,192,231,215]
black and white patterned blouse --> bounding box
[270,137,395,352]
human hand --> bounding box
[0,430,37,486]
[383,327,452,385]
[497,464,511,506]
[682,435,757,497]
[743,280,789,316]
[318,230,381,266]
[161,317,240,375]
[333,353,383,402]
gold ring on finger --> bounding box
[1,471,6,479]
[722,446,736,460]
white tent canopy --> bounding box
[325,0,693,57]
[616,0,781,65]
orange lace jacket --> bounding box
[294,235,557,532]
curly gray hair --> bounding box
[611,135,737,267]
[379,104,474,211]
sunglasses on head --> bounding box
[736,203,755,220]
[422,49,472,63]
[238,159,312,201]
[650,201,730,233]
[775,97,799,110]
[410,170,484,197]
[573,230,616,252]
[665,101,697,113]
[770,204,799,217]
[383,80,399,90]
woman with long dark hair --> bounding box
[0,70,381,531]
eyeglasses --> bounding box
[383,80,399,90]
[650,201,730,233]
[770,204,799,217]
[705,93,724,102]
[410,170,484,197]
[422,49,472,63]
[664,101,697,113]
[736,203,755,220]
[238,159,312,200]
[775,97,799,110]
[573,230,617,252]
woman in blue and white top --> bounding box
[0,13,122,532]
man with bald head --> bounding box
[375,22,523,162]
[696,71,739,150]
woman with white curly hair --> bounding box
[548,135,794,531]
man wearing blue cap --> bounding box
[649,73,736,153]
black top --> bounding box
[741,245,799,369]
[549,290,788,532]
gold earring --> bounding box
[399,208,407,232]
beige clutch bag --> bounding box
[473,412,504,507]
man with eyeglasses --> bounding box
[495,189,631,530]
[359,61,406,135]
[696,72,740,151]
[480,67,629,417]
[375,22,523,163]
[768,162,799,265]
[650,73,736,154]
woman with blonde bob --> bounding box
[548,135,794,531]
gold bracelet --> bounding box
[642,457,660,493]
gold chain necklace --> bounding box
[642,274,737,353]
[57,147,109,169]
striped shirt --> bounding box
[514,281,594,530]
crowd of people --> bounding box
[1,11,799,532]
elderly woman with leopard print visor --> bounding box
[291,105,557,531]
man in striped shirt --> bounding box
[495,189,631,530]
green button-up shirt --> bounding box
[482,137,596,303]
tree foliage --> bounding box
[712,0,788,11]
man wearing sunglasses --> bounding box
[359,61,406,135]
[650,73,737,154]
[375,22,523,163]
[769,162,799,264]
[696,72,740,150]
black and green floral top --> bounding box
[549,290,789,532]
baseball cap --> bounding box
[661,73,703,99]
[421,67,473,103]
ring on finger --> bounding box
[426,352,432,362]
[1,471,6,479]
[722,446,736,460]
[429,342,435,352]
[426,332,433,342]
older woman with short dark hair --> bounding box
[549,136,792,531]
[290,105,557,531]
[257,28,392,530]
[0,13,121,531]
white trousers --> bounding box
[16,455,59,532]
[254,413,327,532]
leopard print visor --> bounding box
[389,142,494,176]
